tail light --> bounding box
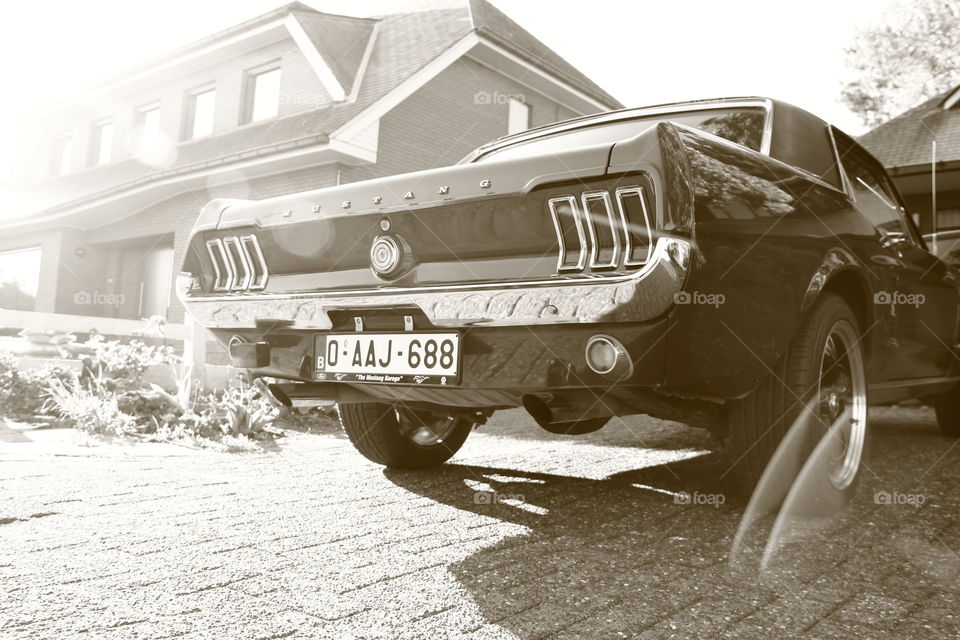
[205,234,269,292]
[548,185,653,273]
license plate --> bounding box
[314,333,460,385]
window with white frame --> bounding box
[507,98,530,135]
[137,103,162,151]
[243,65,281,124]
[184,86,216,140]
[92,120,114,165]
[52,133,72,175]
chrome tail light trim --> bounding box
[548,186,652,273]
[240,234,269,290]
[581,190,620,269]
[224,236,252,291]
[206,239,235,291]
[615,186,654,267]
[548,195,587,272]
[206,234,269,292]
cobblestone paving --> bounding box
[1,406,958,639]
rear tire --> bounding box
[727,294,868,497]
[933,389,960,437]
[338,402,473,468]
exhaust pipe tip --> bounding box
[522,394,553,426]
[266,384,292,407]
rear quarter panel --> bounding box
[659,127,890,399]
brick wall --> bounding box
[340,57,584,183]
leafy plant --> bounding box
[2,342,283,449]
[81,336,176,390]
[0,351,78,417]
[45,376,135,436]
[194,385,280,438]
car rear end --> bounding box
[179,137,700,409]
[177,100,779,429]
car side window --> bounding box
[840,151,906,236]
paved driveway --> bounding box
[2,406,958,639]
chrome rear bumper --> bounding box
[181,237,690,330]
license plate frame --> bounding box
[313,332,461,386]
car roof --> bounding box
[466,96,846,189]
[468,96,773,157]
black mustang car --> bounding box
[177,97,960,495]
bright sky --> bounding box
[0,0,899,185]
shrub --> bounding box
[191,385,280,439]
[0,352,78,418]
[2,339,283,449]
[116,387,184,433]
[45,377,135,436]
[81,336,176,391]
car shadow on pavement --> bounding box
[382,452,761,636]
[381,407,959,638]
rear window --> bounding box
[475,107,766,162]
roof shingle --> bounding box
[859,86,960,168]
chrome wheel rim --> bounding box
[817,320,867,490]
[395,406,460,447]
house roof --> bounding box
[465,0,619,108]
[290,7,377,94]
[859,86,960,169]
[7,0,622,228]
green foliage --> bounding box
[842,0,960,127]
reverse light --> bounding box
[585,334,632,378]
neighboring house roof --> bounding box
[5,0,622,230]
[860,85,960,169]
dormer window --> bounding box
[243,63,281,124]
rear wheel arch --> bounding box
[803,266,873,355]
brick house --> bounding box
[0,0,621,343]
[860,85,960,234]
